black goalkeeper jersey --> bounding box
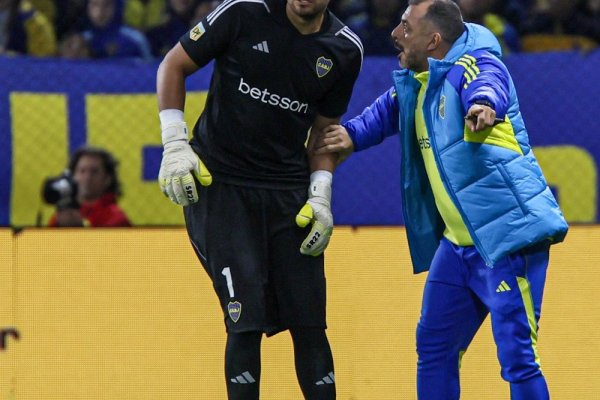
[179,0,363,189]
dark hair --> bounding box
[68,146,122,197]
[409,0,464,44]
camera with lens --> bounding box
[41,170,79,210]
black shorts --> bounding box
[184,181,327,336]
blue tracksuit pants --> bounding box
[416,238,551,400]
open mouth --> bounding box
[393,41,404,57]
[396,48,404,60]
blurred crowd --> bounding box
[0,0,599,60]
[335,0,600,55]
[0,0,219,60]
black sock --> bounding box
[290,327,336,400]
[225,331,262,400]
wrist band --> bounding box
[159,109,185,128]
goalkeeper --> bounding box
[155,0,362,398]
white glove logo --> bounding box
[306,230,321,249]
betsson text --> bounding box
[238,77,308,114]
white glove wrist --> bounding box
[161,121,189,146]
[159,109,184,128]
[309,170,332,185]
[308,170,332,204]
[160,109,188,146]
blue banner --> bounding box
[1,51,598,226]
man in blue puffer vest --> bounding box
[314,0,568,398]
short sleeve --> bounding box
[316,50,362,118]
[179,3,239,67]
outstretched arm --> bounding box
[344,87,400,151]
[312,124,355,164]
[313,87,400,160]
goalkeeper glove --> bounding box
[158,112,212,206]
[296,171,333,256]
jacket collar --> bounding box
[393,23,503,88]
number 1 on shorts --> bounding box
[221,267,235,298]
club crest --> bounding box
[316,56,333,78]
[228,301,242,323]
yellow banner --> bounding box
[1,226,599,399]
[8,92,598,227]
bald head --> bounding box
[391,0,464,71]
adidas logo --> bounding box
[252,40,269,53]
[496,280,512,293]
[230,371,256,384]
[316,371,335,385]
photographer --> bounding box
[45,146,131,227]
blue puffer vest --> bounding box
[393,23,568,272]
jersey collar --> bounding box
[269,0,332,35]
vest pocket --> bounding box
[496,163,528,216]
[464,116,523,155]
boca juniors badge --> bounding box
[228,301,242,323]
[316,56,333,78]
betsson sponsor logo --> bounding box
[238,77,308,114]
